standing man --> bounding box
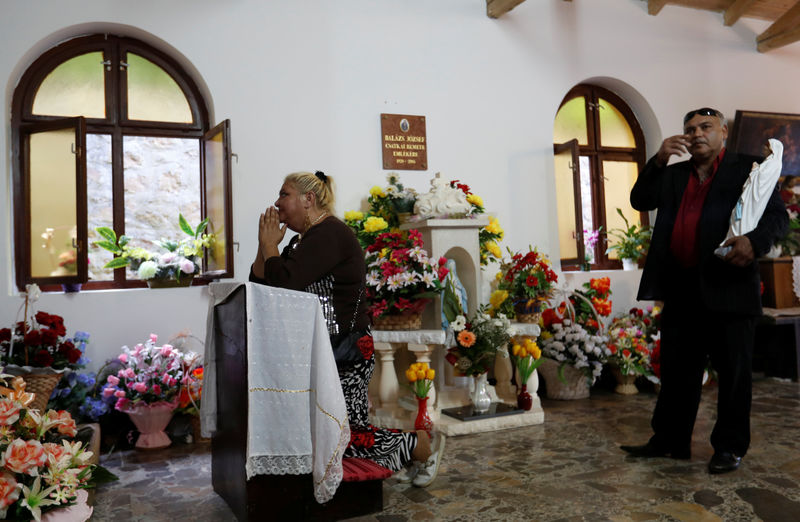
[620,108,787,474]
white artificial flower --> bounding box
[24,284,41,303]
[137,260,158,280]
[451,315,467,332]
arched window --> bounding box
[553,84,647,270]
[12,34,233,291]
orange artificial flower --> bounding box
[590,277,611,295]
[457,330,477,348]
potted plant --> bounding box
[102,334,192,449]
[0,285,89,413]
[605,208,651,270]
[94,214,215,287]
[364,230,448,330]
[490,247,558,322]
[0,373,113,521]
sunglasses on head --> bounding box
[684,108,722,124]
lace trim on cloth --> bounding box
[313,404,350,504]
[792,256,800,303]
[246,454,312,478]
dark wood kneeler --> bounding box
[210,286,392,521]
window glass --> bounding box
[598,98,635,148]
[554,147,578,259]
[553,97,588,146]
[579,156,594,258]
[29,128,78,278]
[123,136,200,279]
[32,52,105,118]
[603,160,640,259]
[126,53,193,123]
[204,130,227,273]
[86,134,114,281]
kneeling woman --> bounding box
[249,171,444,487]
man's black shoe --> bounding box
[620,442,690,460]
[708,451,741,474]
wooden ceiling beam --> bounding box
[648,0,669,16]
[757,0,800,51]
[724,0,757,26]
[487,0,527,19]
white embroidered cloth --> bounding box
[792,257,800,303]
[201,282,349,504]
[716,138,783,257]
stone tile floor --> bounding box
[93,375,800,521]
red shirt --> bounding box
[670,148,726,267]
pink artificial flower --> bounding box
[133,382,147,393]
[162,373,172,384]
[150,333,158,343]
[102,387,115,398]
[0,472,19,509]
[168,377,177,387]
[0,402,21,427]
[152,385,161,396]
[160,345,173,357]
[125,368,136,379]
[118,353,128,364]
[42,442,68,464]
[115,398,130,410]
[114,390,126,398]
[3,439,45,475]
[117,370,126,379]
[106,375,120,386]
[179,258,195,274]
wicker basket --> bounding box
[20,372,63,412]
[515,311,541,324]
[372,312,422,330]
[537,358,590,400]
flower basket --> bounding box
[3,365,66,413]
[514,306,541,324]
[119,400,178,449]
[610,364,638,395]
[373,312,422,330]
[146,277,193,289]
[537,358,590,400]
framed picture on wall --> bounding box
[728,110,800,177]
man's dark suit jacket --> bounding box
[631,151,788,316]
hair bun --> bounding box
[315,170,328,183]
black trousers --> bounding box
[649,300,755,457]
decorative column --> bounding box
[372,341,400,422]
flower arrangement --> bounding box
[94,214,215,281]
[102,334,189,411]
[364,230,448,319]
[0,315,87,371]
[449,179,484,217]
[0,374,98,521]
[491,247,558,318]
[605,208,651,262]
[344,212,390,250]
[479,216,504,267]
[606,313,655,379]
[405,362,435,399]
[511,337,543,385]
[443,306,515,377]
[548,277,612,335]
[539,317,610,385]
[176,366,203,416]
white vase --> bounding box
[622,258,637,271]
[470,373,491,413]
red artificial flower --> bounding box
[622,349,631,358]
[33,350,54,367]
[369,300,388,319]
[592,298,612,317]
[0,328,10,343]
[67,349,82,364]
[357,335,374,360]
[608,344,617,354]
[395,297,412,311]
[437,266,449,282]
[23,330,42,347]
[526,275,538,287]
[40,329,59,347]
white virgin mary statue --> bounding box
[715,138,784,258]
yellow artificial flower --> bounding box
[344,210,364,221]
[524,338,541,359]
[364,216,389,233]
[406,369,417,382]
[466,193,483,207]
[486,217,503,235]
[426,368,435,380]
[651,305,662,316]
[489,289,508,309]
[486,241,502,259]
[495,271,503,282]
[369,186,386,198]
[540,330,553,340]
[416,370,426,380]
[512,343,522,357]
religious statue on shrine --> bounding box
[414,172,472,219]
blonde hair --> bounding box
[284,171,335,213]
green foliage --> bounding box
[605,208,652,262]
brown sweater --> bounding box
[249,217,370,335]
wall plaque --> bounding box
[381,113,427,170]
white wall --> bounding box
[3,0,800,370]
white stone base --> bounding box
[437,403,545,436]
